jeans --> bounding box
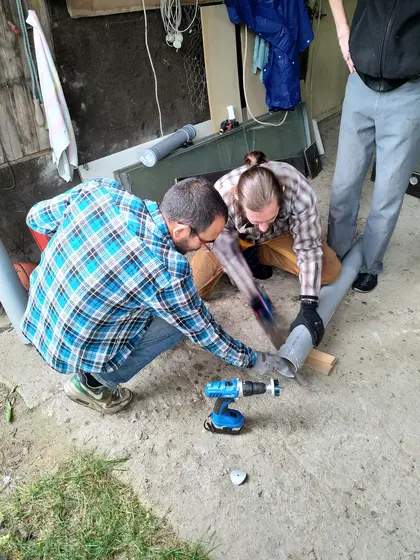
[92,318,184,389]
[327,72,420,274]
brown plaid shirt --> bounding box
[213,161,323,298]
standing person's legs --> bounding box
[327,73,376,260]
[362,80,420,275]
[259,234,341,284]
[64,318,184,412]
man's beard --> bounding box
[174,239,191,255]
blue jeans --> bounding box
[92,318,184,389]
[328,72,420,274]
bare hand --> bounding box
[337,25,355,73]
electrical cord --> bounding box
[243,25,288,127]
[142,0,164,137]
[160,0,199,49]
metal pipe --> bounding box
[312,119,325,156]
[278,236,364,373]
[139,124,196,167]
[0,239,30,344]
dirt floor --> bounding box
[2,117,420,560]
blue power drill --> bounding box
[204,378,280,434]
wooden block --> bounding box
[201,5,243,133]
[304,347,337,375]
[240,24,268,120]
[278,335,337,375]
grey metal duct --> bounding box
[278,236,364,374]
[139,125,196,167]
[0,239,30,344]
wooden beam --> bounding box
[66,0,220,18]
[201,4,242,133]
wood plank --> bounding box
[0,0,41,160]
[0,82,40,161]
[66,0,219,18]
[240,24,269,120]
[303,0,356,121]
[27,0,52,151]
[28,0,55,56]
[201,4,242,133]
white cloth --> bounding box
[26,10,78,182]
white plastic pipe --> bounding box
[139,124,196,167]
[278,236,364,373]
[0,239,30,344]
[312,119,325,156]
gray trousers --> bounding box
[327,72,420,274]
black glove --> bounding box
[290,297,324,347]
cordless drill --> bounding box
[204,378,280,434]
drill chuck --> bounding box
[266,378,280,397]
[239,379,280,397]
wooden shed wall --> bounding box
[0,0,51,165]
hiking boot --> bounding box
[64,374,133,414]
[243,246,273,280]
[352,273,378,293]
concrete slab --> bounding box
[0,330,63,409]
[2,116,420,559]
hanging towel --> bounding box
[26,10,78,182]
[253,35,270,82]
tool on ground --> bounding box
[204,377,280,434]
[250,289,284,351]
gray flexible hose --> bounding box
[16,0,43,103]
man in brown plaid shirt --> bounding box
[191,151,341,346]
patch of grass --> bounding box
[0,455,211,560]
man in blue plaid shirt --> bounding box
[22,177,288,414]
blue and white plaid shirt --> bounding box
[22,179,256,375]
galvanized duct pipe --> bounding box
[139,124,196,167]
[278,236,364,374]
[0,239,30,344]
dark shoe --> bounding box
[242,246,273,280]
[64,374,133,414]
[352,273,378,293]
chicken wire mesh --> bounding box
[183,5,208,111]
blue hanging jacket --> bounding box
[226,0,314,110]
